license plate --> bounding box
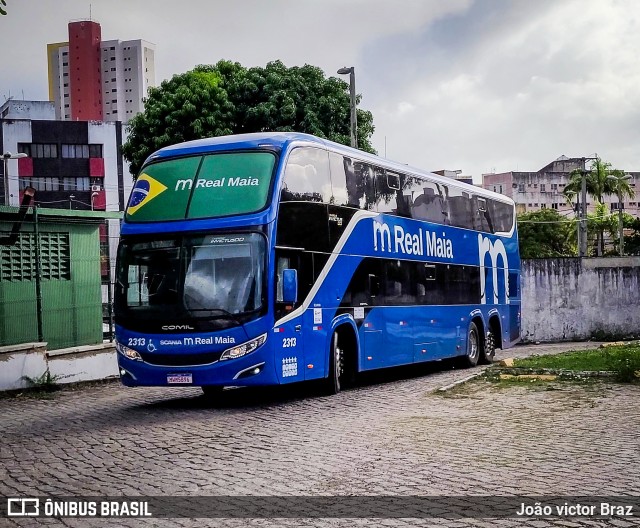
[167,373,193,384]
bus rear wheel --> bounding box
[482,330,496,363]
[323,332,344,395]
[460,322,480,368]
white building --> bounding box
[482,155,639,218]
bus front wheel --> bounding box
[323,332,344,395]
[461,322,480,368]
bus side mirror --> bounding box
[282,268,298,304]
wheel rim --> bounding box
[334,334,343,387]
[486,331,495,359]
[468,330,478,361]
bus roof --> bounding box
[145,132,514,205]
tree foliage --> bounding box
[624,216,640,256]
[563,158,634,255]
[122,60,375,176]
[517,208,576,258]
[586,202,617,255]
[564,158,617,204]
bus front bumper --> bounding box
[117,347,278,388]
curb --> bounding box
[437,370,486,392]
[487,366,619,380]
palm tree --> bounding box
[563,158,625,255]
[607,171,636,255]
[607,170,636,202]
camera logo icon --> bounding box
[7,498,40,516]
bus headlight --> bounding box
[220,333,267,361]
[115,340,143,361]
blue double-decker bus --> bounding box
[115,132,520,395]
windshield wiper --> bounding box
[188,308,244,325]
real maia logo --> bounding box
[372,219,453,258]
[175,176,260,191]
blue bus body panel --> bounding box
[116,133,521,388]
[273,210,520,374]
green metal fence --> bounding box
[0,207,120,350]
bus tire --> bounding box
[461,322,480,368]
[482,330,496,363]
[323,332,344,395]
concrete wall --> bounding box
[521,257,640,342]
[0,342,118,391]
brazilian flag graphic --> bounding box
[127,174,168,215]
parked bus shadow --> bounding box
[136,357,463,412]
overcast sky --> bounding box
[2,0,640,182]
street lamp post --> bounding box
[608,174,632,256]
[2,151,28,206]
[91,191,99,211]
[69,194,75,210]
[337,66,357,148]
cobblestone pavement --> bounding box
[1,342,639,527]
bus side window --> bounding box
[282,147,332,203]
[447,188,474,229]
[491,199,514,232]
[411,180,447,224]
[375,168,397,214]
[276,257,290,303]
[328,152,350,207]
[383,259,413,305]
[352,161,376,210]
[400,176,424,219]
[473,196,494,232]
[330,155,363,209]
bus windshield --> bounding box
[116,233,266,328]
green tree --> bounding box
[563,158,630,255]
[606,171,636,203]
[122,67,234,176]
[606,172,636,255]
[123,60,375,176]
[586,202,616,255]
[517,208,577,258]
[624,216,640,256]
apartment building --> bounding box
[0,99,133,212]
[47,20,155,122]
[482,155,639,217]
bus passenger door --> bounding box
[383,260,414,367]
[274,252,307,383]
[361,271,386,370]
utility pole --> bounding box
[617,186,624,256]
[579,158,588,257]
[576,193,581,255]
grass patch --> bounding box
[513,344,640,382]
[23,369,62,392]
